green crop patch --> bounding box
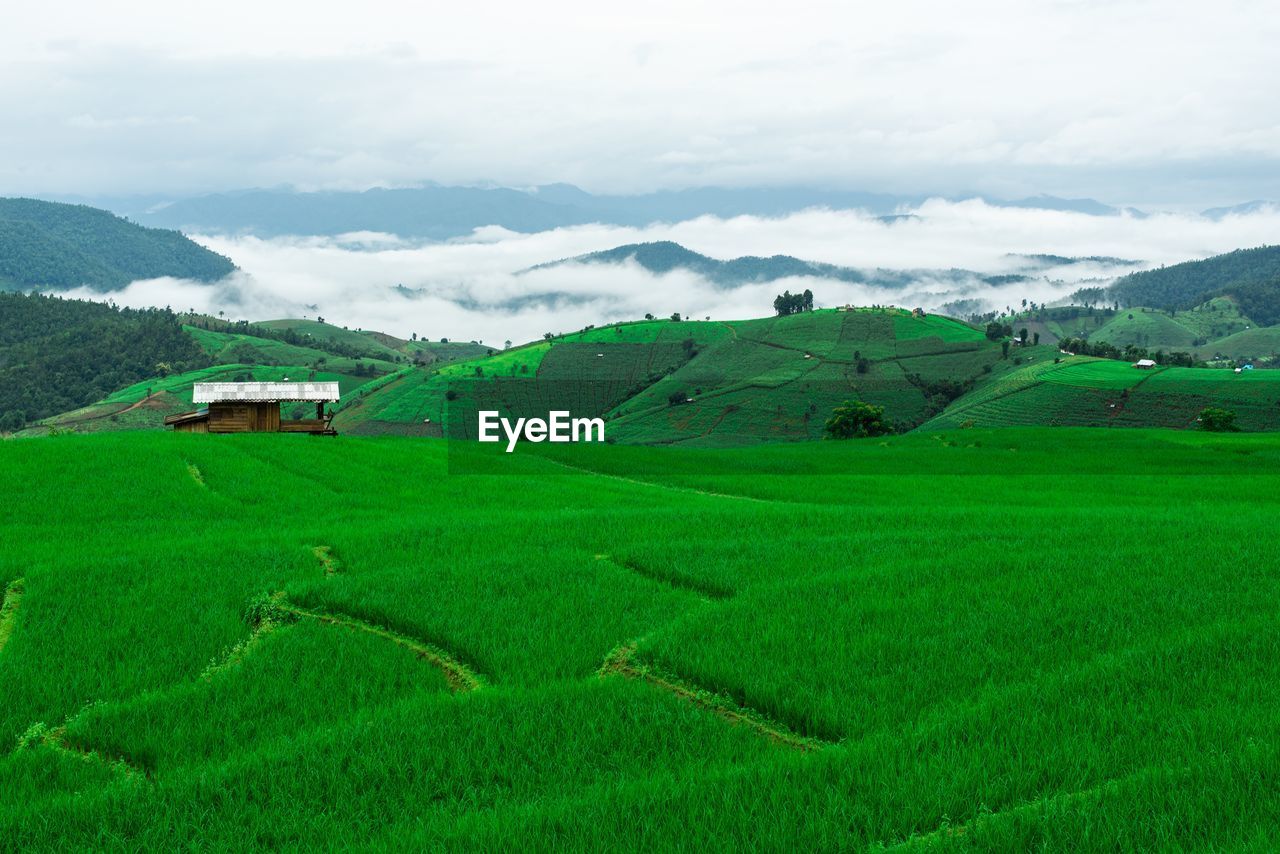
[892,311,986,342]
[4,429,1280,846]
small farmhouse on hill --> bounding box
[165,382,340,434]
[1133,359,1157,369]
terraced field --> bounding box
[4,429,1280,847]
[341,309,1013,444]
[926,356,1280,430]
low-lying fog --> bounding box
[61,199,1280,346]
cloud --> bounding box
[3,1,1280,204]
[56,200,1280,346]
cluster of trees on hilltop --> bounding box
[1108,245,1280,324]
[0,198,235,291]
[773,289,814,316]
[0,292,210,430]
[1057,336,1197,367]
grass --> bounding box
[3,428,1280,847]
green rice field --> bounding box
[3,428,1280,848]
[926,356,1280,431]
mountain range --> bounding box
[60,184,1144,240]
[526,241,1143,291]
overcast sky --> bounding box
[4,0,1279,207]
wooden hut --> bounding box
[165,382,340,434]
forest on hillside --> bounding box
[0,198,235,291]
[1110,245,1280,323]
[0,292,210,430]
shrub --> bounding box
[1198,407,1240,432]
[824,400,893,439]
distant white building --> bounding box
[1133,359,1157,369]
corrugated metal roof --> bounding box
[193,382,341,403]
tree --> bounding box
[985,321,1012,341]
[1001,340,1010,358]
[824,400,893,439]
[670,312,682,322]
[1033,332,1041,345]
[773,289,815,316]
[503,340,512,350]
[1198,407,1240,432]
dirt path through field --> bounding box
[0,578,24,655]
[280,602,484,693]
[600,643,827,751]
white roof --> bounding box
[1134,359,1156,367]
[194,382,340,403]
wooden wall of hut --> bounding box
[208,402,281,433]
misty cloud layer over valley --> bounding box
[61,195,1280,345]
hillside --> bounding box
[19,328,402,437]
[924,356,1280,431]
[335,309,1027,444]
[15,316,497,436]
[0,198,235,291]
[1009,299,1272,362]
[18,299,1280,442]
[1109,245,1280,322]
[4,429,1280,847]
[0,292,210,431]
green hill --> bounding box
[0,198,235,291]
[247,319,492,365]
[4,429,1280,847]
[251,319,407,361]
[925,356,1280,430]
[1199,327,1280,362]
[1013,298,1258,357]
[1088,310,1200,350]
[1109,245,1280,323]
[334,309,1017,444]
[0,292,211,431]
[17,321,420,436]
